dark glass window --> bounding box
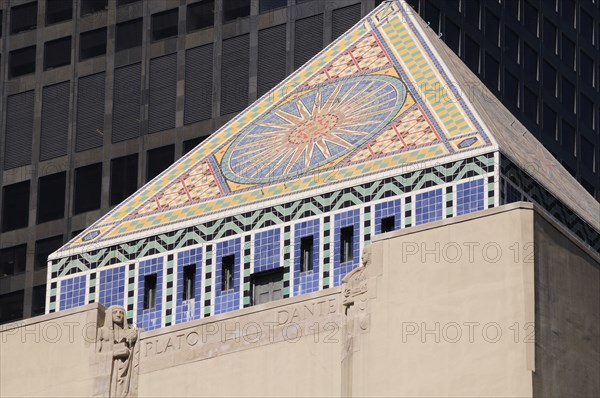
[35,235,63,269]
[523,87,538,124]
[562,0,575,28]
[73,163,102,214]
[562,120,576,157]
[223,0,250,23]
[579,51,594,86]
[0,291,24,324]
[80,28,107,61]
[116,18,143,52]
[182,265,196,301]
[505,0,520,21]
[465,0,480,28]
[581,179,595,197]
[9,46,36,78]
[523,44,538,79]
[504,27,519,63]
[381,216,395,233]
[31,284,46,316]
[543,18,557,54]
[46,0,72,25]
[0,245,27,277]
[11,2,38,34]
[187,1,214,32]
[423,2,440,33]
[2,181,30,232]
[523,1,538,36]
[118,0,140,6]
[44,36,72,70]
[464,37,480,73]
[260,0,287,13]
[561,78,575,114]
[183,136,207,155]
[579,10,593,45]
[152,8,178,41]
[561,35,575,70]
[504,71,519,109]
[300,235,314,272]
[485,9,499,46]
[110,154,138,206]
[444,18,460,55]
[542,61,556,97]
[37,172,66,223]
[81,0,108,16]
[221,255,234,290]
[144,274,157,309]
[146,145,174,182]
[580,94,594,129]
[542,103,557,140]
[580,136,595,172]
[484,52,499,91]
[340,226,354,263]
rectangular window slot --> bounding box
[222,255,234,291]
[144,274,157,310]
[300,235,314,272]
[340,226,354,263]
[182,265,196,301]
[381,216,395,233]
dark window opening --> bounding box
[423,2,440,33]
[0,291,24,324]
[381,216,395,233]
[581,179,595,197]
[444,18,460,55]
[183,265,196,301]
[11,2,38,34]
[581,137,595,172]
[2,181,30,232]
[504,71,519,109]
[46,0,72,25]
[80,28,107,61]
[561,35,575,70]
[110,154,138,206]
[183,136,207,155]
[187,1,214,32]
[44,36,72,70]
[118,0,140,6]
[465,0,480,28]
[35,235,63,270]
[561,78,575,115]
[580,94,594,129]
[144,274,157,310]
[484,52,499,91]
[300,235,314,272]
[542,103,557,140]
[221,255,234,291]
[37,172,66,223]
[0,245,27,277]
[504,27,519,63]
[562,121,576,157]
[523,44,537,79]
[32,284,47,316]
[146,145,174,182]
[340,226,354,263]
[116,18,143,52]
[464,37,480,74]
[73,163,102,214]
[223,0,250,23]
[543,18,556,54]
[543,61,557,97]
[523,87,538,124]
[9,46,36,78]
[485,9,499,46]
[260,0,287,13]
[81,0,108,16]
[152,8,178,41]
[579,51,594,86]
[523,1,538,36]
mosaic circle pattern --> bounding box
[222,75,407,184]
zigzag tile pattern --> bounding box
[51,154,495,276]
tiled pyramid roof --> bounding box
[53,1,500,258]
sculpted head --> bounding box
[105,305,128,330]
[361,246,371,267]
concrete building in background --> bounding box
[0,0,598,324]
[1,204,598,397]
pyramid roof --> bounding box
[52,1,596,260]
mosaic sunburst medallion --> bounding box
[221,75,407,184]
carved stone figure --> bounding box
[97,306,140,398]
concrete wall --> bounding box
[1,203,598,397]
[532,213,600,397]
[0,304,101,397]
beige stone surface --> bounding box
[1,204,597,397]
[0,304,101,398]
